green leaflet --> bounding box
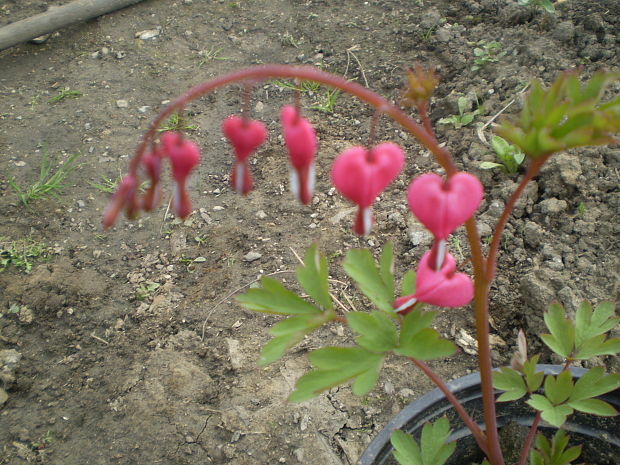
[343,246,394,313]
[390,418,455,465]
[296,244,333,310]
[400,269,416,296]
[289,347,384,402]
[259,310,335,365]
[236,276,322,315]
[530,430,581,465]
[574,301,620,359]
[541,303,575,358]
[395,310,456,360]
[493,367,527,402]
[347,311,398,353]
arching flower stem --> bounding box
[128,65,457,177]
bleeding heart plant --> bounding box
[103,65,620,465]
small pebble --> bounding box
[116,100,129,108]
[243,251,262,262]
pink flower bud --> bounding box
[160,131,201,183]
[141,149,163,212]
[393,250,473,313]
[102,174,138,229]
[407,172,483,240]
[331,142,404,235]
[222,115,267,161]
[280,105,317,205]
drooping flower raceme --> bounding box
[408,172,483,270]
[280,105,317,205]
[160,131,201,218]
[222,115,268,195]
[393,249,474,313]
[331,142,404,235]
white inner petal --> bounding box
[289,166,300,201]
[394,297,417,313]
[436,239,447,271]
[308,163,315,198]
[235,162,244,194]
[363,207,372,235]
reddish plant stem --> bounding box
[465,217,505,465]
[485,156,549,281]
[410,358,489,456]
[469,154,551,465]
[518,411,541,465]
[417,101,435,141]
[128,65,457,176]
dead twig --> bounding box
[344,45,369,88]
[91,332,110,345]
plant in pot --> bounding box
[103,64,620,465]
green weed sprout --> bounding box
[438,96,483,128]
[471,41,507,72]
[480,135,526,173]
[9,150,81,205]
[48,88,82,103]
[158,111,199,132]
[518,0,556,14]
[0,237,49,273]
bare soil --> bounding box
[0,1,618,464]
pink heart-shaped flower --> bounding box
[332,142,404,235]
[393,250,473,312]
[407,172,483,239]
[160,131,201,183]
[280,105,317,205]
[280,105,316,169]
[222,115,267,161]
[332,142,404,208]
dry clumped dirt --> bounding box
[0,0,618,464]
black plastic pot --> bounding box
[359,365,620,465]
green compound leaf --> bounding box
[259,310,335,365]
[343,247,394,312]
[347,311,398,353]
[395,310,456,360]
[296,244,333,310]
[493,367,527,402]
[390,417,455,465]
[289,347,384,402]
[541,303,575,358]
[236,276,322,315]
[496,71,620,159]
